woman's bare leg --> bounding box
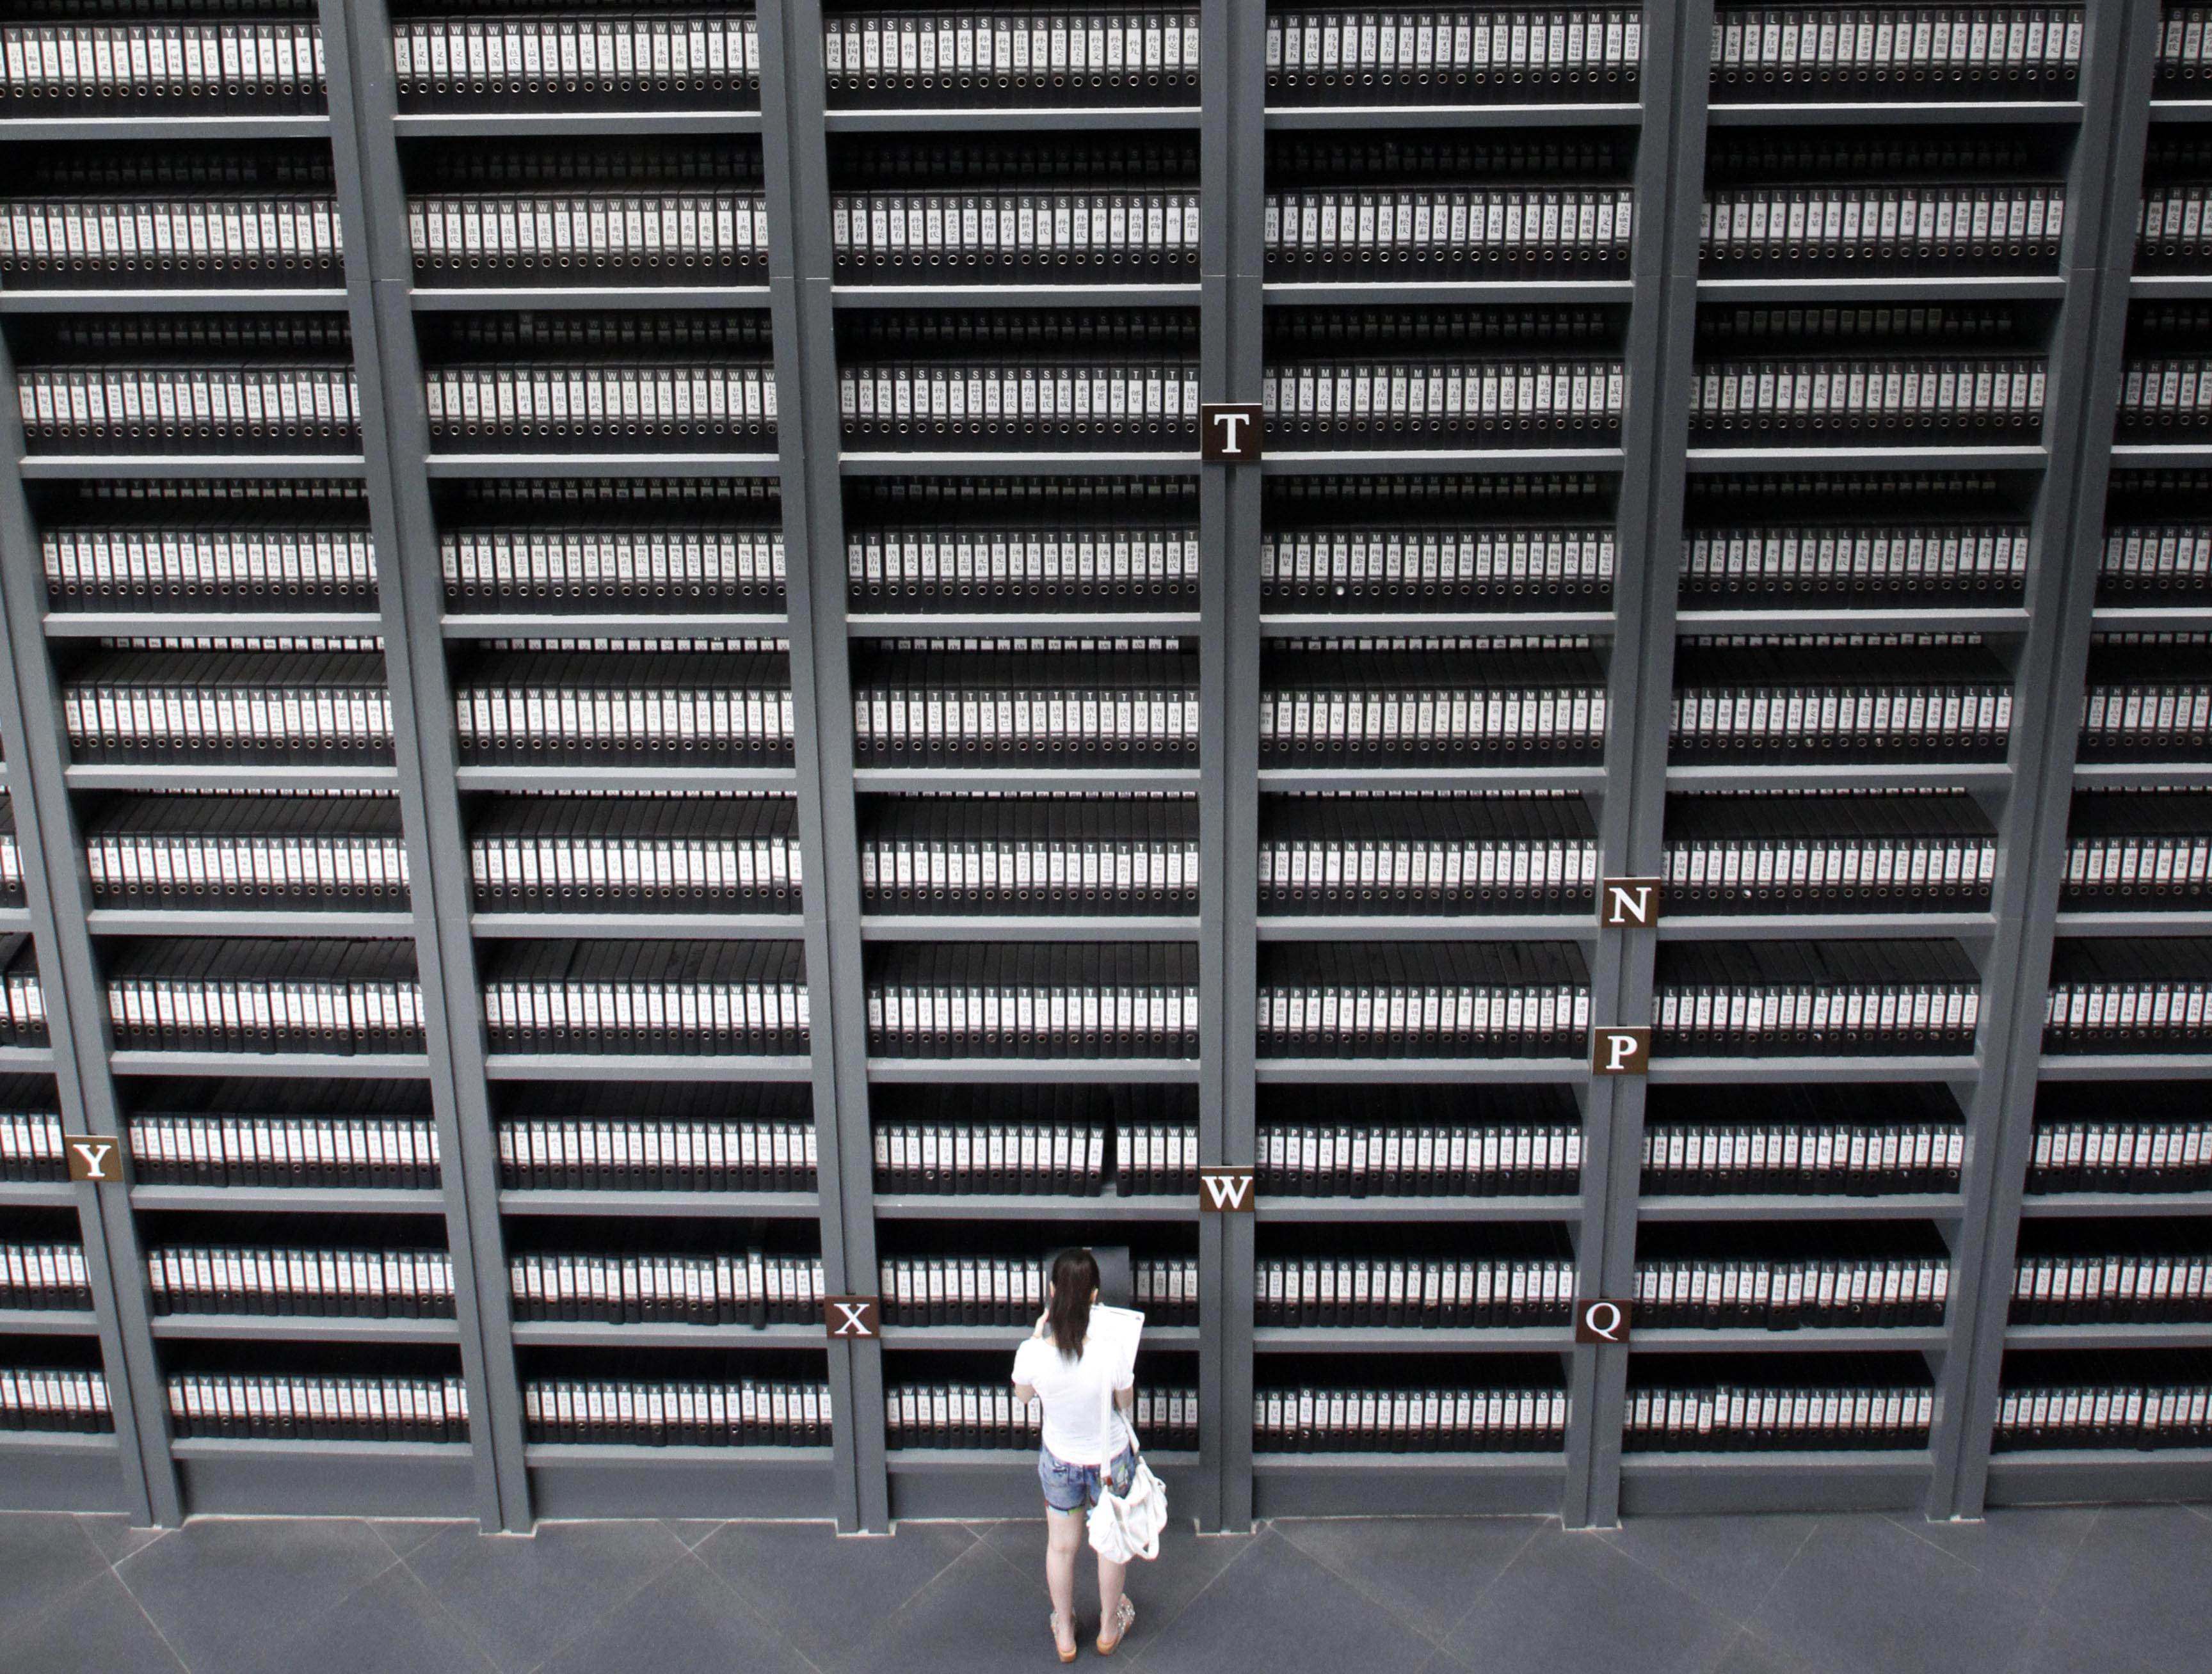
[1096,1550,1128,1635]
[1046,1508,1084,1647]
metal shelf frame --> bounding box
[0,1,2203,1538]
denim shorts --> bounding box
[1038,1444,1135,1513]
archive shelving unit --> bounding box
[0,0,2204,1536]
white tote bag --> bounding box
[1087,1369,1167,1563]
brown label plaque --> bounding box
[824,1296,880,1339]
[1600,877,1664,928]
[1591,1027,1651,1076]
[65,1136,124,1183]
[1198,1169,1256,1212]
[1199,403,1263,463]
[1575,1300,1634,1344]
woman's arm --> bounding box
[1116,1385,1135,1413]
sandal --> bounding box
[1097,1597,1135,1656]
[1050,1611,1078,1664]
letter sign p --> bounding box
[1591,1027,1650,1076]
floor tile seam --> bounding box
[1879,1509,2082,1595]
[1114,1519,1270,1648]
[1273,1516,1526,1651]
[402,1536,685,1674]
[1420,1515,1553,1642]
[111,1569,197,1674]
[671,1547,840,1674]
[0,1561,129,1657]
[109,1544,414,1674]
[1569,1519,1765,1636]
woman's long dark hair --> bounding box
[1046,1247,1100,1360]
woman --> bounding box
[1013,1247,1139,1662]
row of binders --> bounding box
[1265,184,1634,276]
[1711,8,2082,93]
[1,1369,111,1434]
[1641,1091,1966,1196]
[1255,1385,1570,1453]
[444,526,785,612]
[888,1385,1198,1452]
[2042,941,2212,1054]
[1259,795,1597,914]
[104,939,423,1056]
[1663,641,2017,765]
[0,807,18,906]
[0,22,325,109]
[866,943,1198,1058]
[1995,1366,2212,1450]
[524,1379,830,1448]
[1257,943,1590,1058]
[167,1375,469,1443]
[854,644,1195,763]
[860,795,1195,914]
[391,15,759,108]
[19,363,361,454]
[454,650,795,765]
[2026,1095,2212,1194]
[480,941,809,1057]
[1701,184,2065,278]
[40,482,374,612]
[63,650,394,764]
[410,188,769,282]
[835,184,1199,277]
[1624,1376,1935,1453]
[1660,793,1998,915]
[508,1248,822,1327]
[83,795,408,911]
[2063,793,2212,908]
[145,1246,455,1319]
[0,193,342,286]
[470,795,800,914]
[1690,353,2045,443]
[0,1245,91,1312]
[1651,942,1984,1056]
[866,1085,1194,1195]
[1259,646,1608,766]
[424,362,777,452]
[1258,1088,1581,1197]
[0,939,49,1049]
[2011,1243,2212,1325]
[826,11,1199,104]
[129,1108,441,1191]
[849,513,1197,608]
[0,1094,65,1182]
[1266,8,1639,100]
[495,1089,816,1193]
[876,1254,1198,1327]
[1681,518,2030,604]
[2078,642,2212,760]
[1260,521,1613,609]
[1630,1248,1951,1330]
[1256,1254,1576,1328]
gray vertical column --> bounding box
[762,0,888,1534]
[1202,0,1266,1536]
[0,363,175,1526]
[1936,1,2159,1524]
[319,0,529,1531]
[1562,0,1711,1533]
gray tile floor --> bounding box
[3,1501,2208,1674]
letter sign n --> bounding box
[1600,877,1663,928]
[1200,403,1263,463]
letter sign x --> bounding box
[824,1296,879,1339]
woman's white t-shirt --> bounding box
[1013,1331,1134,1466]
